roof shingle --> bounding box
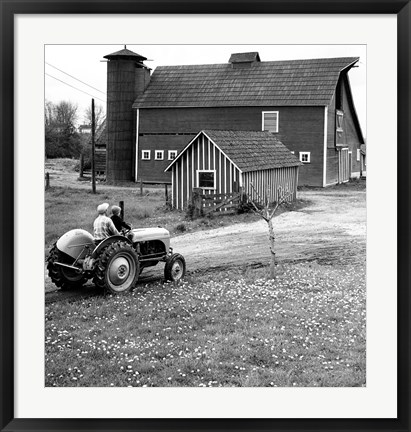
[133,57,359,108]
[167,130,302,172]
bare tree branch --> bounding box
[249,182,265,206]
[247,184,293,278]
[84,104,105,128]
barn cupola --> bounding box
[104,46,151,182]
[229,52,261,68]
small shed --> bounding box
[165,130,302,210]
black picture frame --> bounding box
[1,1,410,431]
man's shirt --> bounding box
[93,215,119,240]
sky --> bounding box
[45,44,366,136]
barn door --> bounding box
[339,148,350,183]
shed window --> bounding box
[299,152,311,163]
[168,150,177,160]
[142,150,151,160]
[357,149,361,161]
[262,111,279,133]
[155,150,164,160]
[197,170,216,189]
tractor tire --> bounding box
[93,240,139,294]
[164,253,186,282]
[47,245,88,290]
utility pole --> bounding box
[91,98,96,193]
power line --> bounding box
[45,73,106,104]
[45,62,106,95]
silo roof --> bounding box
[104,48,147,61]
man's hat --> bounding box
[97,202,109,214]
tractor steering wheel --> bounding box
[121,224,132,236]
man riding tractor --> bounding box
[47,203,186,294]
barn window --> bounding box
[197,170,216,189]
[155,150,164,160]
[142,150,151,160]
[168,150,177,160]
[357,149,361,161]
[336,110,344,131]
[299,152,311,163]
[336,110,344,145]
[262,111,279,133]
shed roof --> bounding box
[165,130,302,173]
[133,56,359,108]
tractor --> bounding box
[46,226,186,294]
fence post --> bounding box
[164,183,168,203]
[191,188,203,219]
[140,179,143,195]
[45,172,50,190]
[119,200,124,221]
[79,153,84,178]
[238,186,245,205]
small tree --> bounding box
[248,183,292,279]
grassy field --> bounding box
[45,161,365,388]
[45,262,365,387]
[45,185,304,249]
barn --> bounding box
[164,130,302,210]
[101,48,365,187]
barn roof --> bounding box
[165,130,302,173]
[133,56,359,108]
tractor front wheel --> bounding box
[47,245,88,290]
[93,240,139,294]
[164,253,186,282]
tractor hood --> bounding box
[56,229,95,260]
[127,227,170,244]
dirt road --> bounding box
[45,187,365,302]
[172,188,365,271]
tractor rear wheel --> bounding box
[93,240,139,294]
[164,253,186,282]
[47,245,87,290]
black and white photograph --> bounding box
[2,5,409,428]
[44,43,367,388]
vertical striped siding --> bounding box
[171,166,175,206]
[218,150,222,194]
[171,134,299,210]
[186,150,190,204]
[242,166,298,204]
[172,135,241,209]
[174,164,178,208]
[202,134,206,169]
